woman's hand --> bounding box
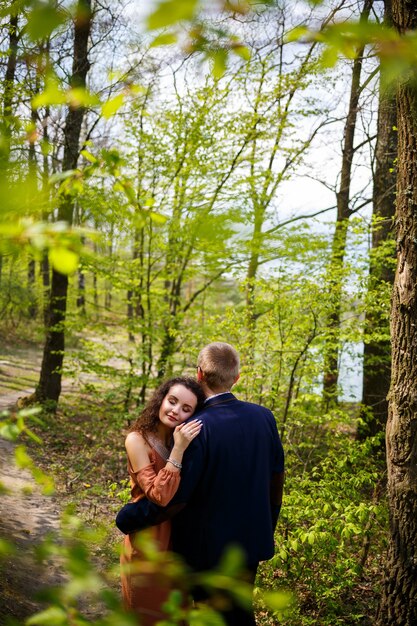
[173,419,202,452]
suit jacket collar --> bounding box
[204,392,236,407]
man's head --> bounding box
[197,342,240,393]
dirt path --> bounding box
[0,346,112,624]
[0,432,65,624]
[0,348,67,624]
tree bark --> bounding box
[36,0,92,405]
[376,1,417,622]
[359,0,396,439]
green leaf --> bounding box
[32,80,67,108]
[101,94,125,119]
[211,49,228,79]
[0,538,15,558]
[149,211,168,225]
[232,45,251,61]
[26,3,67,42]
[15,445,32,469]
[218,545,245,576]
[49,247,79,274]
[263,590,293,611]
[80,150,98,164]
[151,32,178,47]
[147,0,199,30]
[284,25,310,43]
[26,606,67,625]
[0,423,20,440]
[49,170,78,184]
[67,87,101,108]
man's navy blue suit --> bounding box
[168,392,284,570]
[116,392,284,623]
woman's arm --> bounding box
[125,421,202,506]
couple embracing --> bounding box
[116,341,285,626]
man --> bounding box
[117,342,284,625]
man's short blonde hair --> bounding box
[197,342,240,391]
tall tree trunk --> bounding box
[41,102,51,324]
[77,267,86,313]
[1,8,18,170]
[376,1,417,622]
[104,229,113,311]
[322,0,373,407]
[359,0,396,440]
[1,7,19,286]
[36,0,92,405]
[27,92,39,319]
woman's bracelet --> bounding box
[167,458,182,469]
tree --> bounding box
[322,0,374,407]
[36,0,93,405]
[359,0,396,440]
[0,2,20,284]
[376,0,417,622]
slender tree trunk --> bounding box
[322,0,373,407]
[1,8,18,170]
[36,0,92,405]
[27,92,39,319]
[77,268,86,313]
[27,257,37,318]
[376,1,417,622]
[359,0,396,440]
[41,251,50,324]
[104,230,113,310]
[1,8,19,286]
[41,102,51,323]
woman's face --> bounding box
[159,384,198,429]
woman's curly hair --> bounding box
[129,377,205,436]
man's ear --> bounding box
[197,367,204,382]
[234,373,240,384]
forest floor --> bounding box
[0,340,69,624]
[0,434,64,624]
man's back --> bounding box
[170,392,284,571]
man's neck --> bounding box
[204,389,232,401]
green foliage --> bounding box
[0,406,43,444]
[289,16,417,88]
[260,431,387,625]
[25,1,67,42]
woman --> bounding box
[120,376,205,626]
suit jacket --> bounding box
[116,393,284,571]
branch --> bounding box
[182,263,235,313]
[263,204,337,237]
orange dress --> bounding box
[120,439,181,626]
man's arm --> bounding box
[115,498,162,534]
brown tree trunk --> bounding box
[322,0,373,407]
[359,0,396,440]
[27,93,39,320]
[1,8,18,170]
[376,1,417,622]
[0,7,19,286]
[36,0,92,405]
[41,101,51,324]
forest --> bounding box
[0,0,416,624]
